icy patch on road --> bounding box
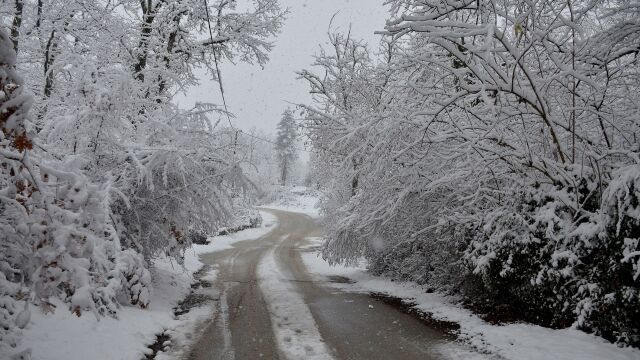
[258,238,334,360]
[300,238,640,360]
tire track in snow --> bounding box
[218,282,235,360]
[257,235,335,360]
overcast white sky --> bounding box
[177,0,390,135]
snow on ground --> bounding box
[262,186,322,218]
[188,211,278,257]
[300,237,640,360]
[17,255,209,360]
[257,237,334,360]
[13,210,277,360]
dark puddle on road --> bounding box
[326,275,356,284]
[369,292,460,338]
[320,270,461,339]
[144,265,217,359]
[321,273,461,338]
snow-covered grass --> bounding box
[300,237,640,360]
[10,210,278,360]
[189,211,278,256]
[262,186,321,218]
[15,254,208,360]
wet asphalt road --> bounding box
[186,209,450,360]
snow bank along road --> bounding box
[186,209,465,360]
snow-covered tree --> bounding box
[1,0,286,260]
[1,28,151,356]
[1,0,286,353]
[238,127,280,196]
[275,109,298,186]
[300,0,640,346]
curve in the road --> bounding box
[187,209,456,360]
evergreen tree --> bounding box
[275,109,298,186]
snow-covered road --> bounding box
[186,209,470,360]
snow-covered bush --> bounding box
[577,164,640,344]
[111,250,152,309]
[467,163,640,343]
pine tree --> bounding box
[275,109,298,186]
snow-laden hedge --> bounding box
[468,165,640,344]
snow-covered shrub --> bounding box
[111,250,152,309]
[110,140,237,261]
[467,179,587,327]
[230,204,263,229]
[29,162,119,317]
[576,164,640,345]
[467,163,640,344]
[0,273,24,350]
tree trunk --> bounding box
[44,30,57,98]
[281,161,288,186]
[10,0,24,53]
